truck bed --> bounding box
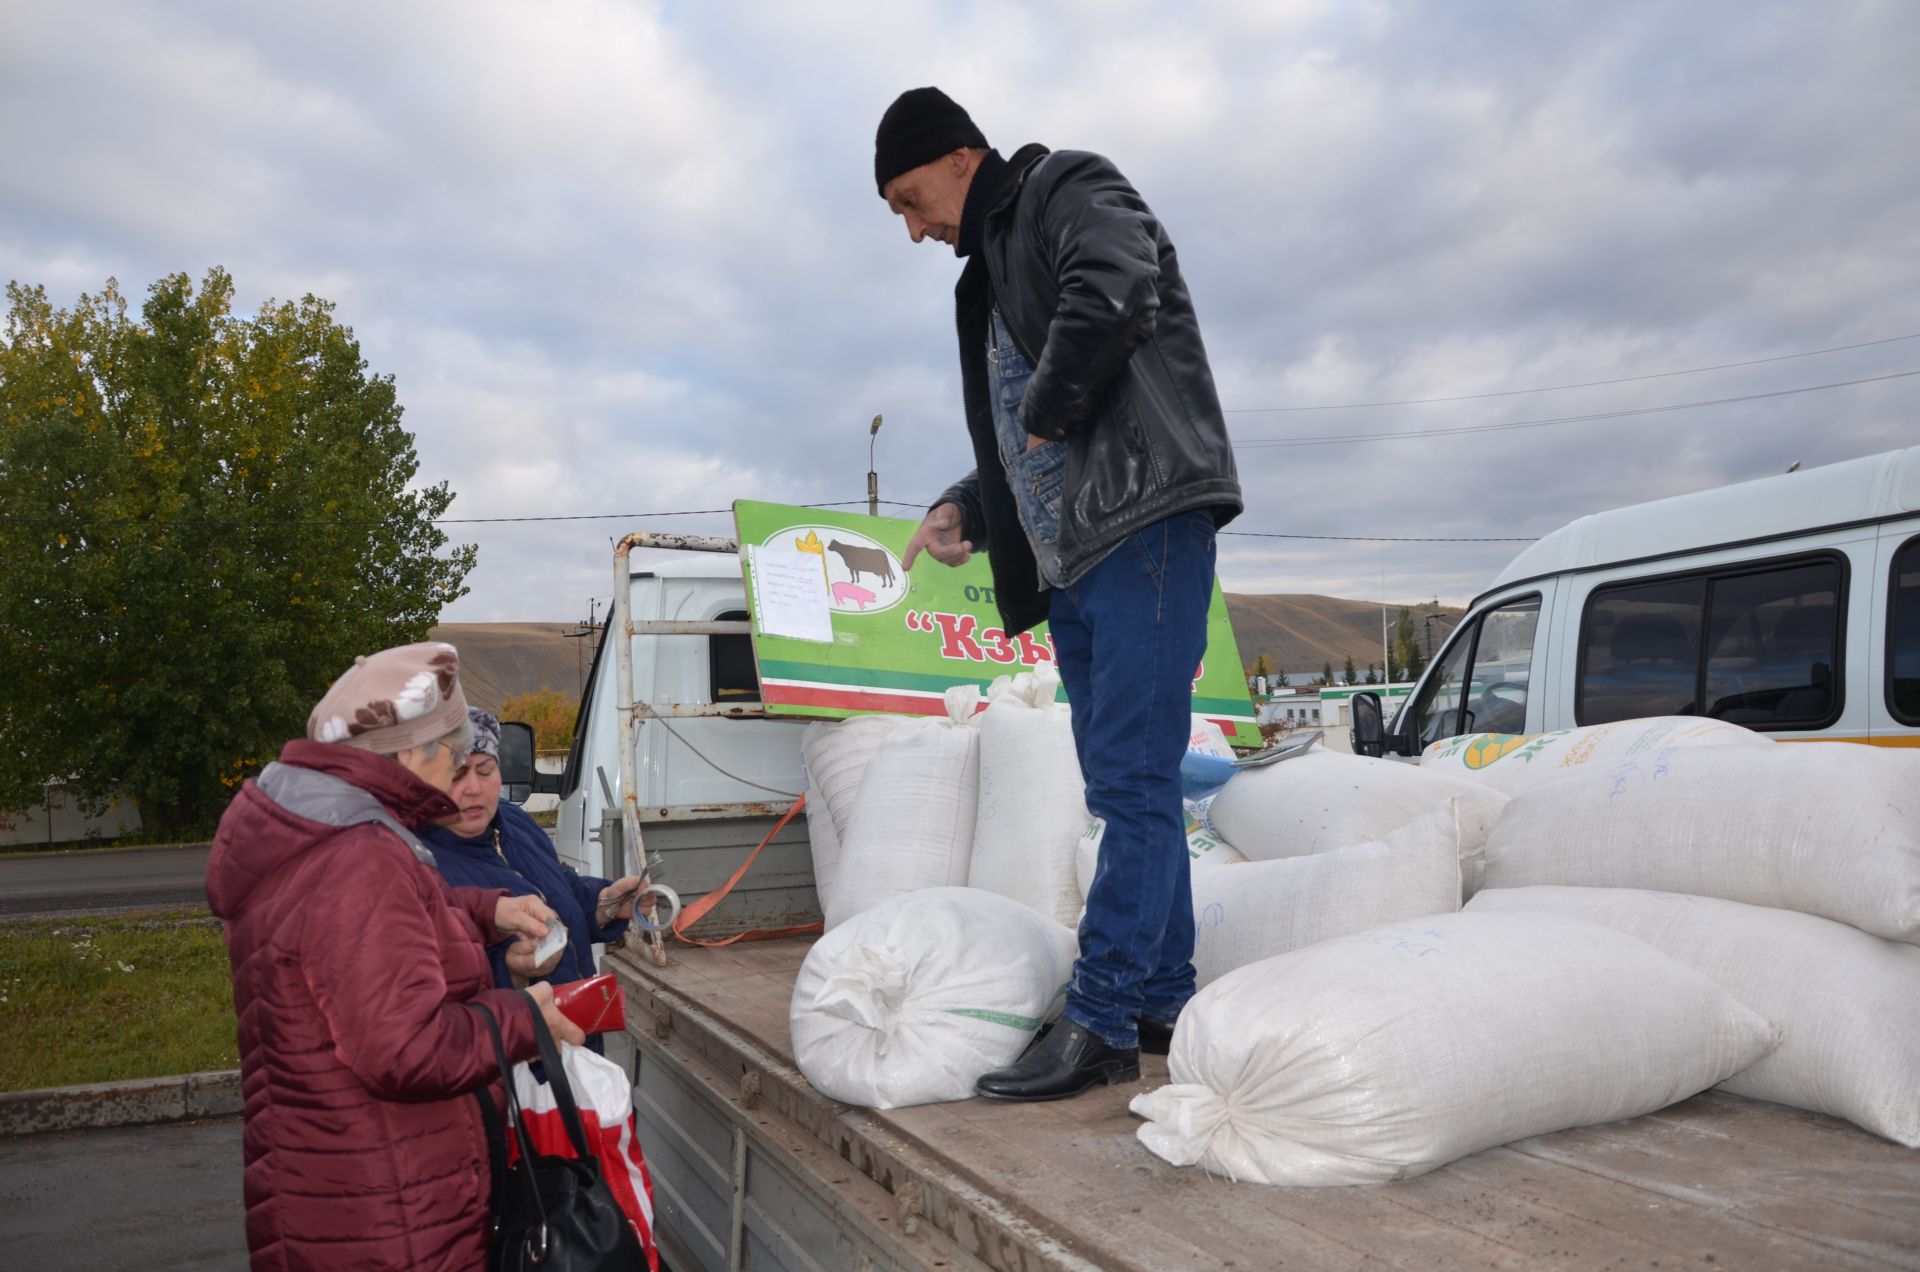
[607,939,1920,1272]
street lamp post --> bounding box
[867,414,884,517]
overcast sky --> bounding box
[4,0,1916,623]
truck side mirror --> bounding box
[1350,693,1386,758]
[497,721,536,805]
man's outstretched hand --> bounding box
[902,502,973,570]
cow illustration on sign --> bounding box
[768,526,909,614]
[828,539,897,587]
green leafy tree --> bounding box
[1249,653,1273,681]
[1365,664,1380,685]
[0,270,475,838]
[1319,660,1334,687]
[1392,607,1426,684]
[1342,655,1357,686]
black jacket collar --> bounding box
[956,145,1049,258]
[955,149,1009,258]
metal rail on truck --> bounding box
[610,531,803,966]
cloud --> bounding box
[3,0,1916,627]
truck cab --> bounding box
[538,556,814,929]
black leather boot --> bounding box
[1138,1015,1178,1057]
[974,1021,1140,1102]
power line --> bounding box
[1233,368,1920,450]
[1224,332,1920,413]
[1220,531,1536,542]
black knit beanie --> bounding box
[874,87,989,196]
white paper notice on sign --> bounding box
[748,544,835,644]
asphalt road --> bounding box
[0,1117,247,1269]
[0,844,213,918]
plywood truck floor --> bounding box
[609,939,1920,1272]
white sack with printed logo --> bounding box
[1421,716,1769,798]
[801,714,916,922]
[968,667,1090,926]
[1129,912,1778,1186]
[1190,801,1463,988]
[1483,742,1920,942]
[1468,886,1920,1146]
[1074,721,1251,905]
[1073,815,1248,909]
[827,687,982,930]
[791,887,1079,1110]
[1182,718,1238,840]
[1207,750,1506,896]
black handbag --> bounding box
[473,996,645,1271]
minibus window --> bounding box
[1578,578,1705,723]
[1702,562,1840,726]
[711,608,762,703]
[1891,539,1920,724]
[1579,556,1845,729]
[1405,596,1539,746]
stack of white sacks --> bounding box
[1133,716,1920,1185]
[792,670,1087,1108]
[792,692,1920,1180]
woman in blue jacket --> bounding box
[422,709,641,1048]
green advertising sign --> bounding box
[733,500,1260,746]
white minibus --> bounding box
[1353,445,1920,756]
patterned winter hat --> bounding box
[308,642,469,754]
[466,708,502,761]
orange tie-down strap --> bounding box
[671,793,825,947]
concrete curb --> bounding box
[0,1069,242,1137]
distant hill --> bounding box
[429,623,591,713]
[1224,594,1464,682]
[437,594,1464,710]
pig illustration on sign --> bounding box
[830,581,876,610]
[828,539,896,586]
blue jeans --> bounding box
[1049,509,1216,1049]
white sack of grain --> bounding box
[1482,742,1920,942]
[801,714,916,921]
[1468,885,1920,1147]
[827,686,982,930]
[1074,812,1251,906]
[1420,715,1768,798]
[1190,800,1463,988]
[1207,750,1505,896]
[968,667,1090,926]
[1130,912,1777,1186]
[791,887,1078,1109]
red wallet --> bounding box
[552,972,626,1035]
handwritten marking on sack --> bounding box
[1365,926,1452,958]
[1606,746,1678,799]
[1200,902,1227,928]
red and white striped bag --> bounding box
[511,1043,658,1270]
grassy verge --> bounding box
[0,909,237,1092]
[0,839,209,860]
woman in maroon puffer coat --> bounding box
[206,643,587,1271]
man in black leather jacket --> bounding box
[877,87,1243,1101]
